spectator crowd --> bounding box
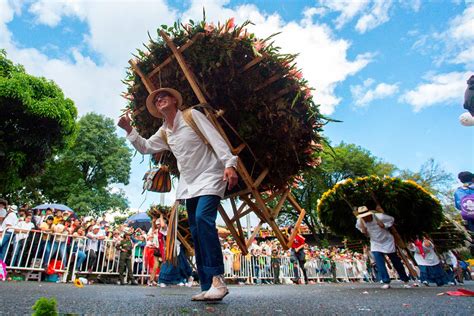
[0,198,471,287]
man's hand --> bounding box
[118,111,133,134]
[223,167,238,190]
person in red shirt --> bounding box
[289,226,309,284]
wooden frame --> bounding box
[129,31,306,255]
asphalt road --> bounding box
[0,281,473,315]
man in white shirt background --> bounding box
[355,205,410,289]
[86,225,105,272]
[0,203,19,263]
[118,87,238,301]
[12,214,35,266]
[0,199,7,229]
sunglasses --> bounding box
[154,92,171,102]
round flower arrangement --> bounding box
[317,176,444,241]
[122,18,326,190]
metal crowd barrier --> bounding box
[1,229,371,284]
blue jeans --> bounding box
[12,239,26,266]
[372,251,409,284]
[0,232,13,262]
[44,241,67,266]
[74,251,87,269]
[186,195,224,291]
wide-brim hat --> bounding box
[356,206,373,218]
[146,88,183,118]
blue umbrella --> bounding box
[33,203,74,212]
[125,212,151,231]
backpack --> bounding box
[456,184,474,220]
[464,75,474,116]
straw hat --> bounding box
[355,206,373,218]
[146,88,183,118]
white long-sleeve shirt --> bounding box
[127,109,238,199]
[408,242,440,266]
[355,213,395,253]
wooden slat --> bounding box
[269,85,299,102]
[177,230,194,256]
[253,73,282,92]
[218,205,248,255]
[129,59,155,93]
[240,56,264,73]
[271,188,290,219]
[230,197,245,242]
[148,33,204,78]
[253,168,269,189]
[230,207,253,223]
[246,221,263,248]
[232,143,246,155]
[287,207,305,248]
[224,187,251,199]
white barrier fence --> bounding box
[0,229,371,283]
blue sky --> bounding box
[1,0,473,216]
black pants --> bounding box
[272,262,281,284]
[291,249,308,283]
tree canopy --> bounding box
[0,50,78,193]
[34,113,132,216]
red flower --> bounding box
[289,69,303,80]
[226,17,235,30]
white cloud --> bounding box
[399,71,472,111]
[447,5,474,67]
[351,79,399,106]
[355,0,392,33]
[318,0,370,29]
[410,6,474,68]
[317,0,417,33]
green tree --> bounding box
[0,50,77,193]
[37,113,133,216]
[278,142,397,239]
[398,158,454,201]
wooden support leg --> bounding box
[218,205,248,255]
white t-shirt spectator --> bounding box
[86,231,102,252]
[52,223,67,242]
[15,221,35,242]
[1,212,19,234]
[0,207,6,219]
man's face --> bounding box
[25,216,32,223]
[362,214,373,222]
[154,93,177,113]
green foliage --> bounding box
[124,18,326,189]
[277,142,396,238]
[32,297,58,316]
[0,50,77,193]
[34,113,132,216]
[317,176,444,241]
[398,158,454,204]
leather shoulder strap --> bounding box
[182,108,211,147]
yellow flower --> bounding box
[73,278,84,288]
